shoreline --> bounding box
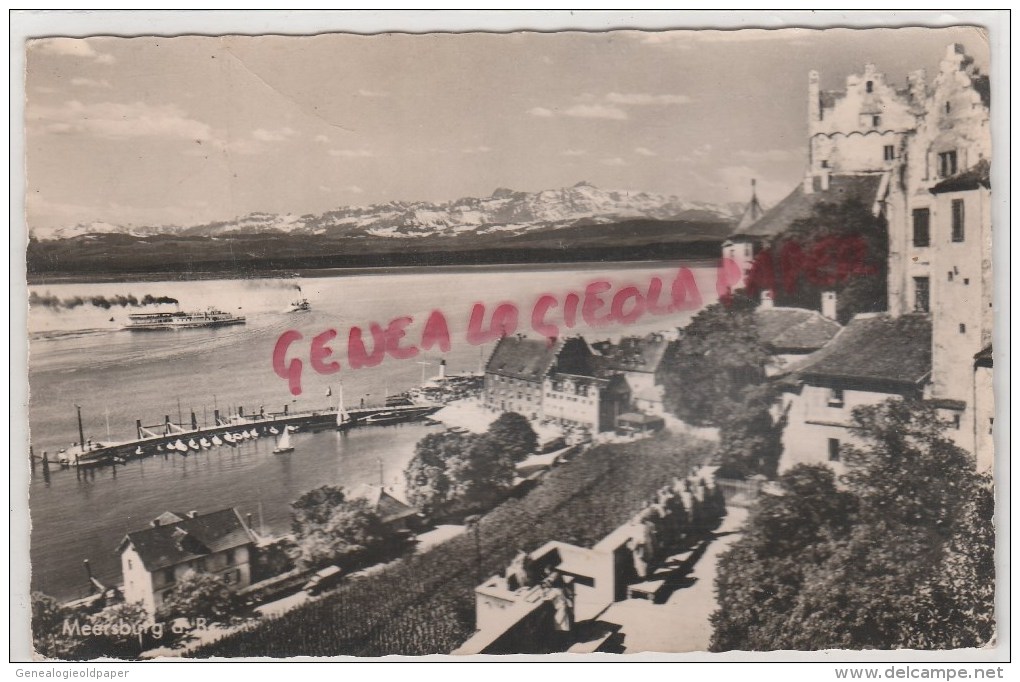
[26,257,722,286]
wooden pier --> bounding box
[33,402,441,470]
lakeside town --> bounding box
[25,36,996,659]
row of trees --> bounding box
[404,412,538,520]
[711,400,995,651]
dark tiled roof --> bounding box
[119,508,255,572]
[731,173,885,239]
[792,313,931,387]
[351,484,417,524]
[485,336,593,382]
[485,336,559,382]
[599,333,670,374]
[931,159,991,194]
[757,307,841,354]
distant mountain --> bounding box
[27,183,741,279]
[36,182,742,241]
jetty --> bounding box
[33,401,440,471]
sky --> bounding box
[24,26,990,234]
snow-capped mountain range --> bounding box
[37,182,742,241]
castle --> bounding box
[726,44,993,472]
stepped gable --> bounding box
[597,333,670,375]
[756,307,841,354]
[790,313,932,389]
[117,508,255,572]
[733,173,885,239]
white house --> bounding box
[117,508,257,617]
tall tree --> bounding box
[658,293,770,427]
[486,412,539,463]
[746,198,888,324]
[711,399,995,651]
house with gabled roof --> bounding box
[778,313,932,474]
[117,508,257,616]
[483,335,594,420]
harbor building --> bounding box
[118,508,257,617]
[594,333,671,416]
[483,336,596,420]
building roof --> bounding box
[975,344,993,368]
[930,159,991,194]
[597,333,670,375]
[791,313,932,388]
[485,336,560,382]
[485,336,592,382]
[756,307,842,354]
[119,508,255,572]
[731,173,886,239]
[736,182,765,231]
[349,484,418,524]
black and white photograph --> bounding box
[12,12,1005,665]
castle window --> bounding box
[820,160,829,169]
[913,277,930,313]
[883,145,895,161]
[872,115,881,127]
[938,150,958,178]
[951,413,961,430]
[828,438,841,462]
[827,387,845,408]
[912,208,930,247]
[959,323,967,334]
[945,101,951,114]
[948,271,954,282]
[866,80,873,93]
[952,199,965,242]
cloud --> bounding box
[314,134,330,143]
[70,77,112,89]
[606,92,690,106]
[252,127,297,142]
[677,143,713,163]
[461,145,492,154]
[561,149,587,157]
[600,157,628,167]
[32,38,115,63]
[715,165,790,204]
[30,100,213,141]
[328,148,374,158]
[563,104,628,120]
[528,106,555,118]
[343,185,364,194]
[317,185,332,193]
[356,88,389,98]
[638,29,809,48]
[634,147,658,157]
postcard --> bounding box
[15,17,1000,661]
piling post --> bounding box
[214,409,220,426]
[84,559,93,593]
[165,415,171,436]
[191,411,198,431]
[136,420,143,440]
[283,404,288,416]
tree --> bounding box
[715,385,785,479]
[290,486,390,570]
[31,592,78,659]
[291,485,349,535]
[77,601,151,659]
[658,293,771,427]
[746,198,888,324]
[486,412,539,462]
[296,498,390,570]
[404,430,515,520]
[711,399,995,651]
[157,570,241,623]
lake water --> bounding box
[24,262,719,600]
